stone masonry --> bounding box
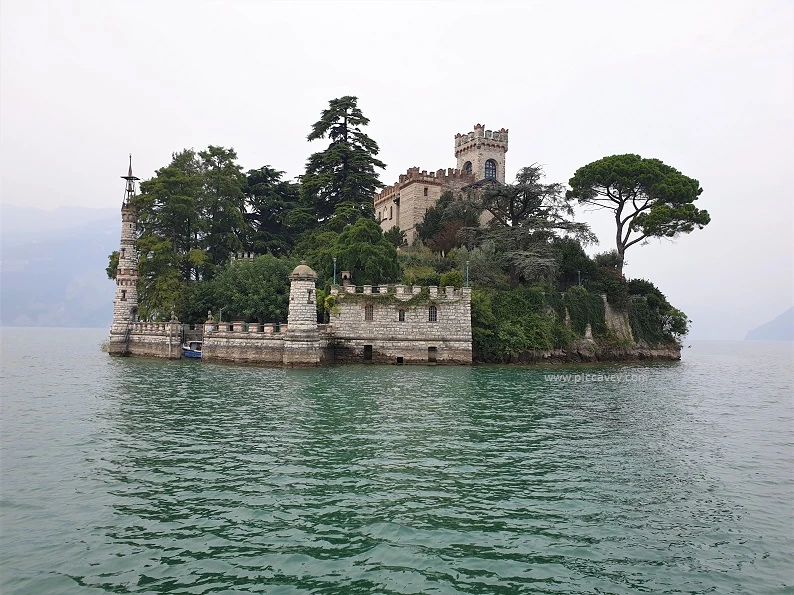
[108,158,142,356]
[375,124,508,244]
[328,283,472,364]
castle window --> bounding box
[389,206,393,220]
[428,305,437,322]
[423,187,428,197]
[485,159,497,180]
[365,304,374,321]
[121,289,127,301]
[398,309,405,322]
[121,248,125,258]
[464,161,472,175]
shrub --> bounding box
[440,270,464,288]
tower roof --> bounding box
[290,261,317,280]
[121,154,139,207]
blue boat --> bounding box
[182,340,202,359]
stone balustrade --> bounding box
[330,284,471,300]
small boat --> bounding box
[182,340,202,359]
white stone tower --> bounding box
[454,123,509,183]
[109,156,140,353]
[283,262,325,366]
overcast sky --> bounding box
[1,0,792,339]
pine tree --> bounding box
[302,96,385,224]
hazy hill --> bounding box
[1,205,119,328]
[744,307,794,341]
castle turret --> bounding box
[109,156,140,354]
[454,124,508,183]
[282,262,327,366]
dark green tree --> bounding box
[566,154,710,275]
[245,166,303,256]
[383,225,407,248]
[304,218,400,286]
[106,250,119,280]
[467,165,595,285]
[416,191,481,255]
[302,96,385,222]
[126,149,204,319]
[198,146,248,274]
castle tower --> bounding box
[286,262,318,331]
[454,124,509,183]
[283,262,326,366]
[109,156,140,349]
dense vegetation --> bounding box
[108,96,705,360]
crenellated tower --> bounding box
[109,156,140,345]
[454,124,508,183]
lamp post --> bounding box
[465,260,470,288]
[333,257,337,285]
[577,270,581,286]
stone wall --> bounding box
[454,124,508,183]
[374,167,475,244]
[329,284,472,364]
[203,329,286,365]
[108,322,181,358]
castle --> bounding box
[374,124,508,244]
[107,158,473,366]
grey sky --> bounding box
[1,0,792,339]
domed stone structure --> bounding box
[289,262,317,281]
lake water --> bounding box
[1,328,792,594]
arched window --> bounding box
[398,309,405,322]
[463,161,472,175]
[365,304,374,321]
[428,305,437,322]
[485,159,497,180]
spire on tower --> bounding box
[121,154,140,207]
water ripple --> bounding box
[1,330,792,593]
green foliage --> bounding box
[301,218,400,288]
[567,154,710,273]
[564,286,607,337]
[403,266,440,287]
[454,242,509,288]
[302,96,385,222]
[179,255,297,324]
[467,165,595,286]
[626,278,689,343]
[439,270,464,288]
[471,287,561,362]
[106,251,119,280]
[551,237,595,287]
[383,225,407,248]
[416,191,482,255]
[245,166,303,256]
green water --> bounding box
[1,329,792,594]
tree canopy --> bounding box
[302,96,385,224]
[566,154,710,274]
[461,165,595,285]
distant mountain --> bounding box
[744,307,794,341]
[1,205,119,328]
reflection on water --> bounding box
[1,329,792,593]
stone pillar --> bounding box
[109,197,140,354]
[283,262,324,366]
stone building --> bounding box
[328,279,472,364]
[374,123,508,243]
[108,157,142,356]
[106,156,473,365]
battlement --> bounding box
[374,167,476,203]
[454,124,509,157]
[454,124,509,145]
[230,252,257,263]
[330,284,472,301]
